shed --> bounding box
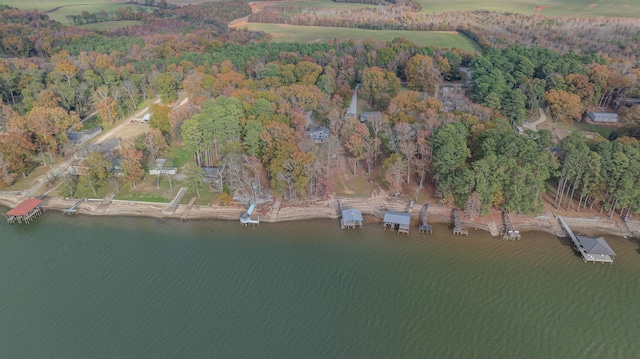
[587,111,618,123]
[383,211,411,234]
[340,208,363,229]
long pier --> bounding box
[500,211,521,240]
[62,198,86,215]
[452,209,468,236]
[419,203,432,234]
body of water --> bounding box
[2,210,640,358]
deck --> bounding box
[419,203,432,234]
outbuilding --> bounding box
[383,211,411,235]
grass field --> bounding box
[241,23,481,51]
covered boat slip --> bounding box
[383,211,411,234]
[340,208,363,229]
[6,198,44,223]
[557,216,616,264]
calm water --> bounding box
[2,210,640,358]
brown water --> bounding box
[1,211,640,358]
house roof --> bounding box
[383,211,411,225]
[6,198,43,216]
[202,167,220,177]
[341,208,363,223]
[576,235,616,256]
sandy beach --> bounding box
[2,191,636,240]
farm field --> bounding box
[260,0,640,18]
[240,23,481,52]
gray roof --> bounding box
[576,235,616,256]
[341,208,363,223]
[383,211,411,225]
[202,167,220,177]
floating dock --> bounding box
[557,216,615,264]
[240,203,260,226]
[419,203,432,234]
[6,198,44,223]
[452,209,468,235]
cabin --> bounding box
[587,110,618,123]
[340,208,363,229]
[306,126,330,143]
[383,211,411,235]
[6,198,44,224]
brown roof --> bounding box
[6,198,43,216]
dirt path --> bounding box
[522,108,547,131]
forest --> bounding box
[0,0,639,217]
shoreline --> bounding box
[2,192,637,240]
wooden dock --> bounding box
[62,198,86,215]
[180,197,198,221]
[452,209,468,235]
[419,203,432,234]
[500,211,521,240]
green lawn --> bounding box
[557,121,615,139]
[242,23,481,52]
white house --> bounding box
[306,126,330,143]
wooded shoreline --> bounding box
[1,192,634,239]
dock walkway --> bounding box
[62,198,86,215]
[419,203,432,234]
[164,187,187,215]
[452,209,468,236]
[180,197,198,221]
[557,216,614,264]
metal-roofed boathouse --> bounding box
[338,198,363,229]
[6,198,44,223]
[383,211,411,235]
[557,216,615,264]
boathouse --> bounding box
[341,208,363,229]
[557,216,616,264]
[383,211,411,235]
[6,198,44,223]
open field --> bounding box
[4,1,152,25]
[240,23,481,51]
[258,0,640,18]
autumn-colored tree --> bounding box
[359,67,400,109]
[149,103,172,137]
[120,146,144,188]
[95,96,118,124]
[345,121,369,175]
[80,151,111,196]
[24,90,81,151]
[383,153,406,197]
[153,73,179,103]
[405,54,442,96]
[565,74,595,104]
[543,89,584,122]
[0,132,36,185]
